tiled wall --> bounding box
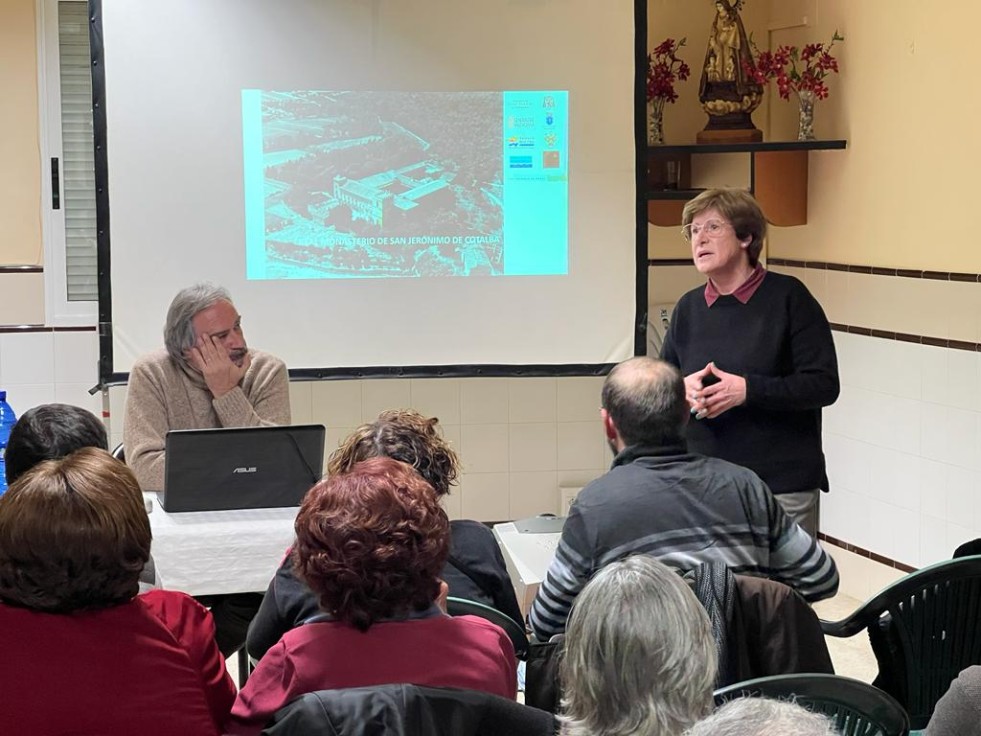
[0,328,611,522]
[106,371,610,523]
[772,265,981,569]
[14,263,981,568]
[0,330,102,417]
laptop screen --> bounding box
[161,424,326,512]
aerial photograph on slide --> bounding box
[247,90,505,279]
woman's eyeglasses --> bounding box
[681,219,732,241]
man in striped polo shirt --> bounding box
[529,357,838,642]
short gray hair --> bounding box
[684,698,839,736]
[560,555,717,736]
[163,283,233,364]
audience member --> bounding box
[685,697,839,735]
[0,448,235,735]
[530,357,838,641]
[560,555,717,736]
[124,282,291,655]
[925,665,981,736]
[5,402,157,587]
[247,409,521,660]
[661,188,839,536]
[227,457,517,736]
[5,402,108,484]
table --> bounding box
[493,522,561,617]
[145,493,298,596]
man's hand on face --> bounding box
[187,334,251,398]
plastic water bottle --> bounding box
[0,391,17,495]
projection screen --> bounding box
[92,0,646,380]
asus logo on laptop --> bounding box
[233,466,258,474]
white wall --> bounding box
[2,328,611,522]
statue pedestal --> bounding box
[696,127,763,143]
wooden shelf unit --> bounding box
[646,140,847,228]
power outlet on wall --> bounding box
[559,486,581,516]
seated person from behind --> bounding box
[0,448,235,735]
[684,697,838,736]
[124,281,290,492]
[924,665,981,736]
[5,402,157,587]
[530,357,838,642]
[560,555,717,736]
[227,457,517,736]
[247,409,521,660]
[124,282,291,656]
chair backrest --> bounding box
[111,442,125,462]
[263,684,557,736]
[446,596,529,660]
[822,555,981,729]
[714,674,910,736]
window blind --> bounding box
[58,1,97,302]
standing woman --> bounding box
[661,188,839,536]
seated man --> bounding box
[227,457,517,736]
[561,555,717,736]
[124,282,291,655]
[124,282,290,491]
[5,403,156,587]
[529,357,838,642]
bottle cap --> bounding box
[0,390,5,401]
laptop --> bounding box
[160,424,326,512]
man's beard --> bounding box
[607,437,618,457]
[230,348,248,366]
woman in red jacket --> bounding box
[0,448,235,735]
[227,457,517,736]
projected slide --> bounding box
[242,90,568,280]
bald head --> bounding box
[601,357,688,448]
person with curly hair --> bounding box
[0,448,236,734]
[246,409,521,660]
[226,457,517,736]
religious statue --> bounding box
[697,0,763,142]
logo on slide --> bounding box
[543,151,560,169]
[233,467,258,474]
[543,132,557,148]
[542,95,555,109]
[544,112,554,126]
[509,155,534,169]
[508,135,535,148]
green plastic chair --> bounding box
[820,555,981,730]
[446,596,529,660]
[714,673,910,736]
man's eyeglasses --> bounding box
[681,219,732,241]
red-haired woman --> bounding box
[226,457,517,735]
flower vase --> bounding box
[648,99,665,146]
[796,90,816,141]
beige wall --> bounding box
[653,0,981,274]
[648,0,769,261]
[767,0,981,272]
[1,0,42,266]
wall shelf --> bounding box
[646,139,847,228]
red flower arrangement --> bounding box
[744,31,844,100]
[647,37,691,104]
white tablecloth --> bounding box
[145,493,298,596]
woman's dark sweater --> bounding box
[661,271,839,494]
